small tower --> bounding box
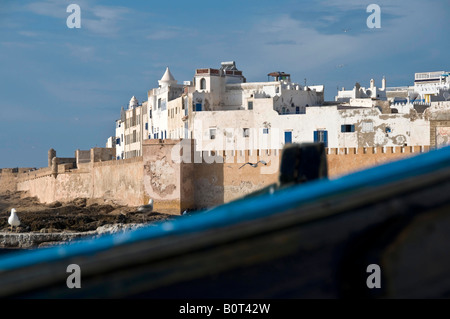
[129,96,139,109]
[48,148,56,168]
[158,67,177,88]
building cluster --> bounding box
[106,62,450,159]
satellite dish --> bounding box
[443,92,450,101]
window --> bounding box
[341,124,355,133]
[243,128,250,137]
[200,78,206,90]
[158,98,161,109]
[145,123,148,130]
[296,106,300,114]
[133,130,137,143]
[149,110,152,118]
[314,130,328,147]
[210,128,216,140]
[116,138,120,146]
[263,128,269,134]
[284,131,292,144]
[248,101,253,110]
[195,103,202,112]
[362,122,373,132]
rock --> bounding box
[48,201,62,208]
[95,223,149,235]
[107,208,127,216]
[71,198,87,207]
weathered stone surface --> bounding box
[0,223,151,249]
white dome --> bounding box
[129,96,138,109]
[158,67,177,87]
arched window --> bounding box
[200,78,206,90]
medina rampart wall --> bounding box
[327,145,430,178]
[0,169,19,194]
[6,142,431,215]
[141,140,431,212]
[0,168,35,193]
[16,157,143,206]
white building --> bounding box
[109,62,436,158]
[335,77,387,106]
[386,71,450,104]
[105,136,116,149]
[147,67,184,140]
[190,63,323,114]
[190,101,429,151]
[114,96,148,159]
[413,71,450,102]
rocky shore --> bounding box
[0,191,177,249]
[0,223,154,249]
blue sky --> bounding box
[0,0,448,168]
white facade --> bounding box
[386,71,450,104]
[109,62,439,159]
[105,136,116,149]
[114,108,125,159]
[336,77,387,104]
[413,71,450,102]
[191,64,323,114]
[191,101,429,151]
[147,67,184,140]
[113,97,148,159]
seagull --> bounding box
[8,208,20,232]
[138,199,154,213]
[239,160,268,169]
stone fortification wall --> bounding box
[12,142,431,214]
